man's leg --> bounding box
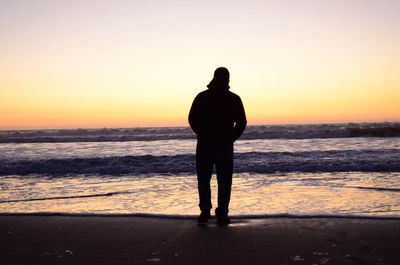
[215,143,234,219]
[196,141,214,214]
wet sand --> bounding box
[0,216,399,265]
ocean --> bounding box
[1,123,400,218]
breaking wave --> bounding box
[1,149,399,175]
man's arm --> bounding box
[188,94,201,135]
[232,96,247,142]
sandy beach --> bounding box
[0,215,399,265]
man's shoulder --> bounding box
[197,90,209,97]
[195,89,242,102]
[227,90,242,101]
[194,90,213,101]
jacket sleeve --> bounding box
[232,96,247,142]
[188,94,201,135]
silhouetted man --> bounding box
[189,67,247,226]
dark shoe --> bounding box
[197,211,211,224]
[216,215,230,226]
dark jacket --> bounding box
[189,88,247,143]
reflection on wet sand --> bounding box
[1,172,399,217]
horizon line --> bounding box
[1,120,399,132]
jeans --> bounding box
[196,141,233,216]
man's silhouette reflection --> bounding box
[189,67,247,225]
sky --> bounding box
[0,0,399,129]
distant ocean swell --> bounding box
[1,123,399,143]
[1,149,399,175]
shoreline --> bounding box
[1,212,400,220]
[1,215,399,264]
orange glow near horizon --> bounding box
[0,1,399,130]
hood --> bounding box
[207,67,230,91]
[207,78,230,91]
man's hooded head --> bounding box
[207,67,230,91]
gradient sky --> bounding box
[1,0,399,129]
